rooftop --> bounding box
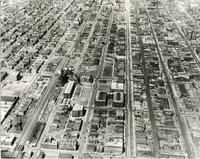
[111,82,124,91]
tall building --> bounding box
[113,92,124,107]
[95,91,107,106]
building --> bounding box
[30,59,44,74]
[66,119,83,132]
[59,139,78,151]
[64,66,74,76]
[1,95,19,122]
[41,137,58,149]
[133,69,144,79]
[9,71,21,81]
[113,92,124,107]
[82,153,92,159]
[111,82,124,92]
[0,71,8,81]
[104,139,123,154]
[95,91,107,106]
[36,151,45,159]
[64,81,76,98]
[97,145,104,153]
[72,104,84,117]
[106,92,113,100]
[16,98,32,116]
[58,153,73,159]
[72,119,82,132]
[118,69,125,83]
[28,122,46,147]
[115,56,125,62]
[1,135,16,146]
[86,144,96,152]
[178,84,189,98]
[107,99,113,107]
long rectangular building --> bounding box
[64,81,76,98]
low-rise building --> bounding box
[0,71,8,81]
[72,104,84,117]
[59,139,78,151]
[86,144,96,152]
[1,135,16,146]
[30,59,44,74]
[1,95,19,122]
[9,71,21,81]
[111,82,124,92]
[41,137,58,149]
[16,98,32,116]
[104,139,123,154]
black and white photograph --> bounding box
[1,0,200,158]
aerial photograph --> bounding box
[1,0,200,158]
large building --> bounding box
[30,59,44,75]
[1,95,19,122]
[113,92,124,107]
[15,98,32,116]
[104,139,123,154]
[95,91,107,106]
[111,82,124,92]
[41,137,58,149]
[59,139,78,151]
[1,135,17,146]
[64,81,76,98]
[0,71,8,82]
[72,104,84,117]
[9,71,21,81]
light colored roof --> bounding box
[73,104,83,111]
[9,71,20,76]
[111,82,124,91]
[105,139,123,147]
[64,81,75,94]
